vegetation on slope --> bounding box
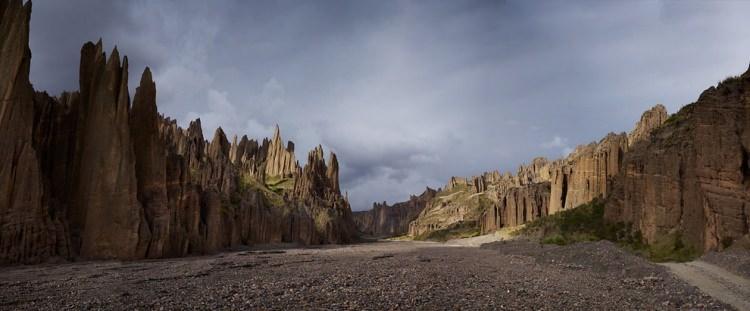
[265,175,295,193]
[413,221,480,242]
[238,174,286,207]
[517,200,699,262]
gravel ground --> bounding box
[0,240,731,310]
[701,247,750,280]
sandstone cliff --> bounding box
[403,77,750,252]
[408,159,555,237]
[404,105,667,240]
[0,1,356,264]
[353,188,437,237]
[606,73,750,251]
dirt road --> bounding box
[661,261,750,310]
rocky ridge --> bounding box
[353,188,437,237]
[0,1,356,265]
[395,74,750,252]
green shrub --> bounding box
[647,232,698,263]
[414,221,480,242]
[519,200,698,262]
[541,234,566,245]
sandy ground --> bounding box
[0,239,734,310]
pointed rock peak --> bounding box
[187,119,203,138]
[140,67,153,85]
[272,124,281,141]
[132,67,157,115]
[81,41,96,52]
[106,46,121,69]
[213,127,227,141]
[328,151,339,168]
[314,145,325,159]
[121,55,128,71]
[209,127,230,158]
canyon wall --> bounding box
[606,74,750,251]
[353,188,436,237]
[0,1,356,264]
[399,75,750,253]
[403,104,671,239]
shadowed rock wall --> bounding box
[0,1,356,264]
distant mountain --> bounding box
[353,187,436,238]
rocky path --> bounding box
[661,261,750,310]
[0,240,731,310]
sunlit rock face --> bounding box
[405,103,670,240]
[411,84,750,253]
[0,1,356,265]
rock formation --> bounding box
[402,106,668,240]
[548,133,628,214]
[353,188,437,237]
[264,125,296,178]
[0,0,51,264]
[606,73,750,251]
[398,74,750,252]
[627,104,668,146]
[408,159,555,237]
[0,1,356,265]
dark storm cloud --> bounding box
[28,0,750,210]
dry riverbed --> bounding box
[0,240,734,310]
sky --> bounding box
[27,0,750,211]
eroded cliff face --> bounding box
[408,159,555,237]
[404,73,749,252]
[548,133,628,214]
[0,0,52,264]
[606,73,750,251]
[353,188,437,237]
[0,1,356,264]
[405,105,667,239]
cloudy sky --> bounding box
[28,0,750,210]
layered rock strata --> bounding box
[0,1,356,264]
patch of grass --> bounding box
[662,103,695,127]
[518,200,698,262]
[238,174,286,207]
[386,235,413,241]
[719,75,740,86]
[435,184,468,200]
[265,175,295,194]
[644,232,699,263]
[413,221,480,242]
